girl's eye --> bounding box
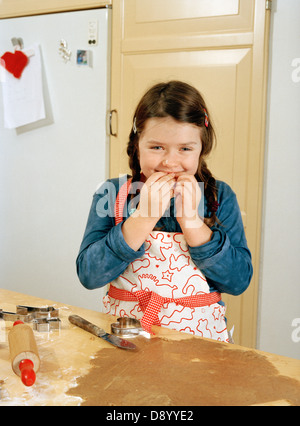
[181,147,192,151]
[150,146,163,150]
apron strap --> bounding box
[114,178,132,225]
[108,285,222,334]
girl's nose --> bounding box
[162,155,178,168]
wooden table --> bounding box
[0,289,299,406]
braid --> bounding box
[196,158,218,227]
[127,129,141,183]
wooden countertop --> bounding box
[0,289,299,406]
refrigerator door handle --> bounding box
[109,109,118,137]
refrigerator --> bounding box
[0,7,111,311]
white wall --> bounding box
[258,0,300,359]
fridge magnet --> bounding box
[58,39,71,63]
[76,50,90,66]
[0,50,28,79]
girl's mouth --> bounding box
[155,170,185,177]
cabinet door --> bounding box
[121,0,254,50]
[110,0,271,348]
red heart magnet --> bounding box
[0,50,29,79]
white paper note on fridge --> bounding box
[0,43,46,129]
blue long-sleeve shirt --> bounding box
[76,176,253,296]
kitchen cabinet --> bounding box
[0,0,111,18]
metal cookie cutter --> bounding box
[16,305,59,319]
[111,317,143,338]
[16,305,61,332]
[33,317,61,332]
[0,308,34,323]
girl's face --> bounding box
[138,116,202,180]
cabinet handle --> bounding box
[109,109,118,137]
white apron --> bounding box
[103,179,229,342]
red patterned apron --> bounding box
[103,179,229,342]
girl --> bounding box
[77,81,253,342]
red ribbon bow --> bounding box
[134,290,164,333]
[108,285,221,334]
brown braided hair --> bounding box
[127,81,218,227]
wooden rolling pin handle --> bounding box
[19,359,36,386]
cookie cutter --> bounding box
[32,317,61,332]
[16,305,59,319]
[0,308,33,323]
[111,317,143,337]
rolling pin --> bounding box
[8,320,40,386]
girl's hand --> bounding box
[122,172,176,251]
[135,172,176,221]
[174,174,212,246]
[174,174,202,228]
